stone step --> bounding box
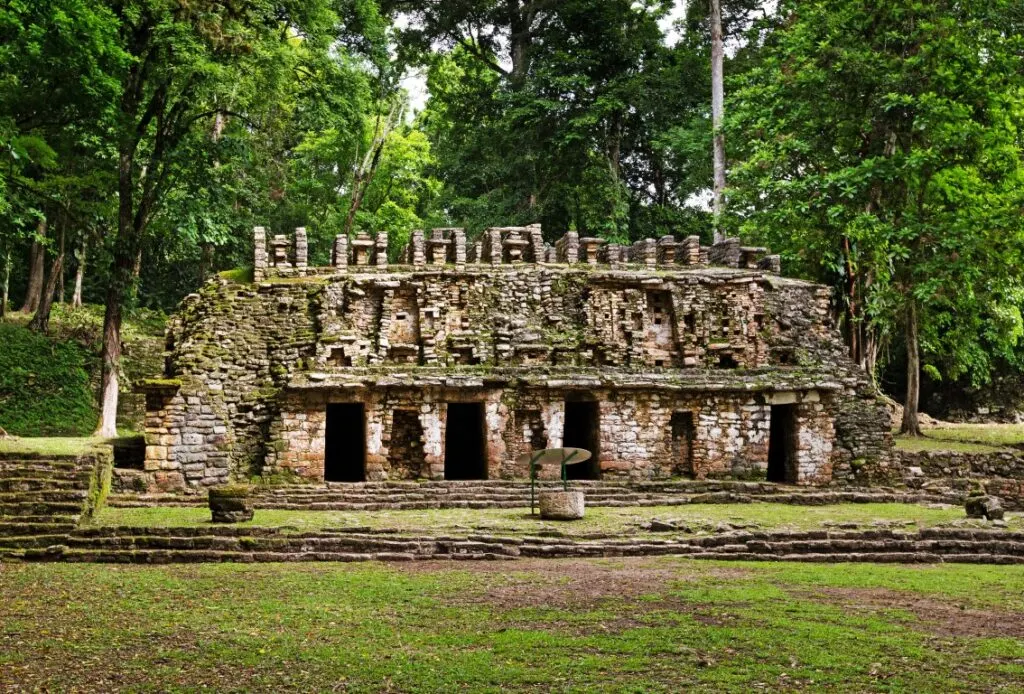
[0,478,85,492]
[107,487,955,511]
[41,549,517,564]
[0,467,91,483]
[0,534,73,549]
[0,455,82,467]
[0,490,88,504]
[3,512,80,522]
[0,521,78,536]
[0,501,85,517]
[10,537,1024,565]
[0,461,84,475]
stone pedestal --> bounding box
[209,485,254,523]
[539,490,585,520]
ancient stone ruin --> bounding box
[136,226,894,491]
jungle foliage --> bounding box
[1,0,1023,430]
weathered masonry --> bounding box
[137,226,894,491]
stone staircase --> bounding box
[0,448,112,558]
[107,479,962,511]
[12,525,1024,565]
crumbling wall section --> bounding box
[142,280,319,489]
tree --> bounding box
[95,0,350,437]
[384,0,554,87]
[0,0,122,316]
[414,0,693,240]
[728,0,1024,433]
[709,0,725,242]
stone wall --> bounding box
[136,226,892,491]
[260,385,846,484]
[900,448,1024,480]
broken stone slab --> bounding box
[965,494,1004,521]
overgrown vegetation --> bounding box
[0,305,165,435]
[2,1,1022,428]
[0,322,95,436]
[1,559,1022,691]
[0,436,108,457]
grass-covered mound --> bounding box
[0,321,96,436]
[0,305,166,436]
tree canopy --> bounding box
[1,0,1023,429]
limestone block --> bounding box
[294,227,308,275]
[253,226,268,281]
[333,235,349,269]
[209,486,255,523]
[539,490,585,520]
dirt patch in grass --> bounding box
[406,558,751,633]
[797,587,1024,639]
[408,557,747,609]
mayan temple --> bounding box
[136,226,894,491]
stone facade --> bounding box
[137,226,893,491]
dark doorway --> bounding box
[444,403,487,479]
[767,404,797,483]
[670,411,695,477]
[325,403,366,482]
[563,400,601,480]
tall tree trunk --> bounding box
[508,2,531,89]
[56,224,66,303]
[21,217,48,313]
[842,235,861,363]
[96,150,140,438]
[97,291,124,439]
[199,242,215,282]
[28,252,64,334]
[710,0,726,243]
[72,242,86,308]
[342,102,401,237]
[900,300,921,435]
[864,327,879,382]
[1,249,10,319]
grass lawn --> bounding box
[895,422,1024,454]
[89,502,1017,536]
[924,423,1024,448]
[893,435,1009,454]
[1,559,1022,691]
[0,436,110,457]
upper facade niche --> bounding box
[235,225,839,379]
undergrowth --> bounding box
[0,321,96,436]
[0,305,166,436]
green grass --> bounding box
[925,423,1024,448]
[894,422,1024,454]
[218,267,254,283]
[894,435,1009,454]
[90,502,1008,535]
[1,559,1021,691]
[0,436,110,457]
